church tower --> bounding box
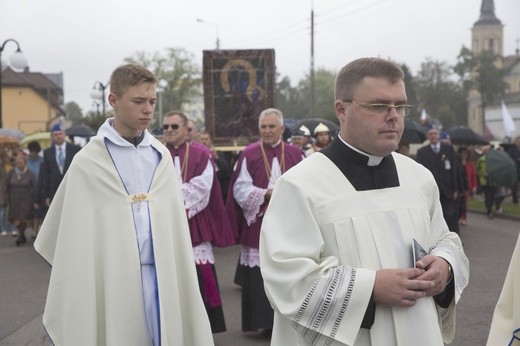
[471,0,503,56]
[467,0,503,134]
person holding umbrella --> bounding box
[476,144,517,218]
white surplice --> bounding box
[234,156,280,267]
[260,152,469,346]
[487,234,520,345]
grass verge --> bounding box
[467,198,520,218]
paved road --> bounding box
[1,212,518,345]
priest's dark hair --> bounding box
[334,57,404,100]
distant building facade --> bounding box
[468,0,520,141]
[1,67,64,133]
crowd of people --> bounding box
[0,125,81,246]
[399,128,519,226]
[1,58,513,344]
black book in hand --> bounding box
[412,238,428,268]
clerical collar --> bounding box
[110,123,144,147]
[337,134,384,166]
[121,131,144,147]
[166,142,186,150]
[262,138,282,148]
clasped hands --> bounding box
[373,255,451,307]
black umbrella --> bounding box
[446,126,489,145]
[297,118,340,136]
[283,118,300,141]
[400,118,427,144]
[66,124,96,137]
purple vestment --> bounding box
[167,142,236,248]
[226,141,304,248]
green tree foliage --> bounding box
[399,63,419,119]
[415,58,467,128]
[453,46,477,92]
[313,68,337,121]
[274,75,307,120]
[124,48,202,128]
[278,68,337,122]
[81,110,114,131]
[454,47,507,124]
[65,101,83,123]
[454,46,507,103]
[474,50,507,106]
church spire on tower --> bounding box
[474,0,501,26]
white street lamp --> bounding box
[90,81,109,116]
[0,39,29,128]
[196,18,220,50]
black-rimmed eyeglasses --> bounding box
[163,124,180,130]
[343,99,412,117]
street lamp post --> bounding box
[157,80,167,126]
[196,18,220,50]
[0,39,28,128]
[90,81,109,116]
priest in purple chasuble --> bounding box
[162,110,235,334]
[226,108,305,333]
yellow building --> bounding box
[1,67,64,134]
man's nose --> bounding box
[143,102,154,113]
[386,107,399,121]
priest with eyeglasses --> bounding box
[260,57,469,346]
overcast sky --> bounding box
[2,0,519,116]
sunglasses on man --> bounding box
[163,124,180,130]
[162,124,192,131]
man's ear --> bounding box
[108,93,117,108]
[335,99,346,119]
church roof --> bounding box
[474,0,502,26]
[503,55,520,73]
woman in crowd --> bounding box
[458,146,477,225]
[7,154,37,246]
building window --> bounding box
[489,39,494,52]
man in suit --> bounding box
[39,123,81,208]
[416,127,463,234]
